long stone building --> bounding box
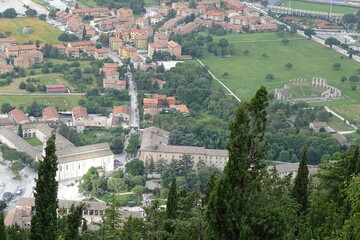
[139,126,228,170]
[0,123,114,181]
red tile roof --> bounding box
[9,109,30,122]
[42,107,59,120]
[73,106,88,119]
[113,105,131,115]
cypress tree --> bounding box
[292,146,309,214]
[0,213,6,240]
[18,124,23,137]
[348,146,359,177]
[205,86,268,240]
[166,177,177,219]
[203,171,217,206]
[82,25,86,41]
[64,204,85,240]
[30,134,58,240]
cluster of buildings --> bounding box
[143,94,189,118]
[66,41,109,59]
[100,62,126,90]
[139,126,228,170]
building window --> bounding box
[79,165,80,169]
[60,166,62,171]
[66,165,68,170]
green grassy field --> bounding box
[327,116,354,131]
[25,137,43,146]
[0,95,82,110]
[0,18,63,44]
[286,84,326,98]
[332,104,360,124]
[199,32,360,103]
[283,0,359,14]
[77,0,100,8]
[30,0,50,8]
[98,193,142,206]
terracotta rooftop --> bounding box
[167,40,181,48]
[7,45,36,51]
[9,109,30,122]
[113,105,131,115]
[72,106,88,119]
[105,70,119,76]
[69,41,95,47]
[0,38,17,43]
[71,7,109,13]
[42,107,59,120]
[95,48,109,53]
[103,63,119,68]
[143,98,159,104]
[153,94,166,100]
[155,33,169,40]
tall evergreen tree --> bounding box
[82,25,86,41]
[0,213,6,240]
[203,171,217,206]
[292,146,309,214]
[205,86,268,240]
[17,124,23,137]
[166,177,178,219]
[348,145,359,177]
[30,134,58,240]
[64,204,85,240]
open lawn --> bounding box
[327,116,354,132]
[25,137,43,146]
[332,104,360,124]
[199,32,360,102]
[77,0,100,8]
[0,18,63,44]
[283,0,359,14]
[0,95,82,110]
[31,0,50,8]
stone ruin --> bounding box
[274,77,342,101]
[22,26,31,34]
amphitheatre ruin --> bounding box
[274,77,342,102]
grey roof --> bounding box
[17,197,107,211]
[140,126,170,150]
[142,144,228,157]
[0,128,41,159]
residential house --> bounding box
[14,50,44,69]
[130,29,146,40]
[143,26,154,37]
[223,0,245,12]
[67,41,96,49]
[116,8,133,18]
[154,33,169,46]
[134,35,148,48]
[244,8,260,18]
[6,45,37,58]
[118,46,137,58]
[151,78,165,89]
[169,104,190,116]
[150,13,164,25]
[143,98,159,108]
[14,56,30,69]
[112,105,131,122]
[95,48,109,59]
[230,15,249,25]
[0,64,14,74]
[105,70,120,80]
[159,17,185,35]
[72,106,88,122]
[99,17,134,31]
[70,8,109,18]
[166,96,176,105]
[172,2,190,10]
[100,63,119,73]
[42,107,60,127]
[9,109,30,125]
[194,18,213,27]
[159,6,172,16]
[309,122,329,132]
[167,41,182,58]
[148,43,166,58]
[103,79,126,90]
[45,84,67,93]
[109,37,123,50]
[203,10,225,22]
[83,46,96,57]
[131,54,144,68]
[53,44,66,54]
[250,23,277,32]
[153,94,167,106]
[136,18,149,29]
[65,47,80,57]
[173,22,198,35]
[0,38,17,51]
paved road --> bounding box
[127,72,140,128]
[196,58,242,103]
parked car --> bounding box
[16,187,22,195]
[3,192,14,202]
[0,183,5,187]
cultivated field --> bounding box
[0,18,63,44]
[282,0,359,14]
[200,32,360,102]
[0,95,82,110]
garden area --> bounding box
[199,32,360,102]
[25,137,43,147]
[0,17,63,44]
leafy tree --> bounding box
[125,158,145,176]
[3,8,17,18]
[30,134,58,240]
[304,28,315,38]
[282,38,289,45]
[107,177,126,193]
[1,102,14,113]
[205,86,268,239]
[25,8,37,17]
[333,63,341,70]
[166,177,178,219]
[292,146,309,214]
[62,204,85,240]
[341,76,348,83]
[110,137,124,154]
[0,200,6,212]
[342,14,357,23]
[285,62,293,70]
[265,73,274,81]
[325,37,340,48]
[349,75,360,83]
[27,102,42,117]
[99,198,122,238]
[131,185,144,200]
[143,113,151,121]
[78,167,106,198]
[38,14,46,20]
[243,49,250,55]
[18,124,23,138]
[0,213,5,240]
[261,53,269,59]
